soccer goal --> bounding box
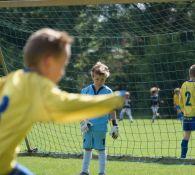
[0,0,195,164]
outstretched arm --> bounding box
[40,84,124,123]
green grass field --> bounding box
[18,156,195,175]
[19,119,195,174]
[22,119,195,158]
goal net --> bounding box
[0,0,195,162]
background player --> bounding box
[180,64,195,158]
[0,28,124,175]
[173,88,183,121]
[119,91,133,122]
[150,87,161,123]
[80,62,119,175]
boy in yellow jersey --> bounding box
[0,28,124,175]
[173,88,183,121]
[180,64,195,158]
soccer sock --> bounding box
[98,150,107,174]
[129,116,133,120]
[82,150,92,173]
[119,112,123,120]
[181,139,189,158]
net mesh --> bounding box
[0,2,195,160]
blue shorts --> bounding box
[83,130,106,150]
[174,105,181,111]
[183,117,195,131]
[8,164,34,175]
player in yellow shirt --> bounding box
[180,64,195,158]
[0,28,124,175]
[173,88,183,121]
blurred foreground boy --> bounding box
[0,28,124,175]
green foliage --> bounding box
[0,2,195,116]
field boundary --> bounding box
[19,152,195,165]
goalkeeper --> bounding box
[0,28,124,175]
[80,62,119,175]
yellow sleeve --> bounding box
[40,82,124,123]
[0,76,6,92]
[173,95,176,106]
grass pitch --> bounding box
[18,156,195,175]
[21,119,195,158]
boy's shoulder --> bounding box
[102,85,112,93]
[81,84,112,94]
[6,69,54,89]
[81,84,93,93]
[181,80,193,87]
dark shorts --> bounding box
[183,117,195,131]
[9,164,34,175]
[174,105,181,111]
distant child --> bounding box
[80,62,119,175]
[0,28,124,175]
[119,91,133,122]
[150,87,161,123]
[180,64,195,158]
[173,88,183,121]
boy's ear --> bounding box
[43,56,53,66]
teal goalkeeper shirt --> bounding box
[81,84,112,132]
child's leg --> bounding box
[9,164,34,175]
[81,130,93,174]
[181,131,191,158]
[119,109,125,120]
[98,150,107,174]
[127,109,133,121]
[181,117,195,158]
[151,106,156,121]
[93,132,106,174]
[81,149,92,174]
[155,106,159,117]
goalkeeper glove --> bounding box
[110,125,119,139]
[80,120,93,133]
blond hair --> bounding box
[23,28,73,67]
[174,88,180,94]
[150,87,160,94]
[91,61,110,78]
[189,64,195,78]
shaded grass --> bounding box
[18,156,195,175]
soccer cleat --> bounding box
[80,172,89,175]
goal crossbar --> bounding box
[0,0,189,8]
